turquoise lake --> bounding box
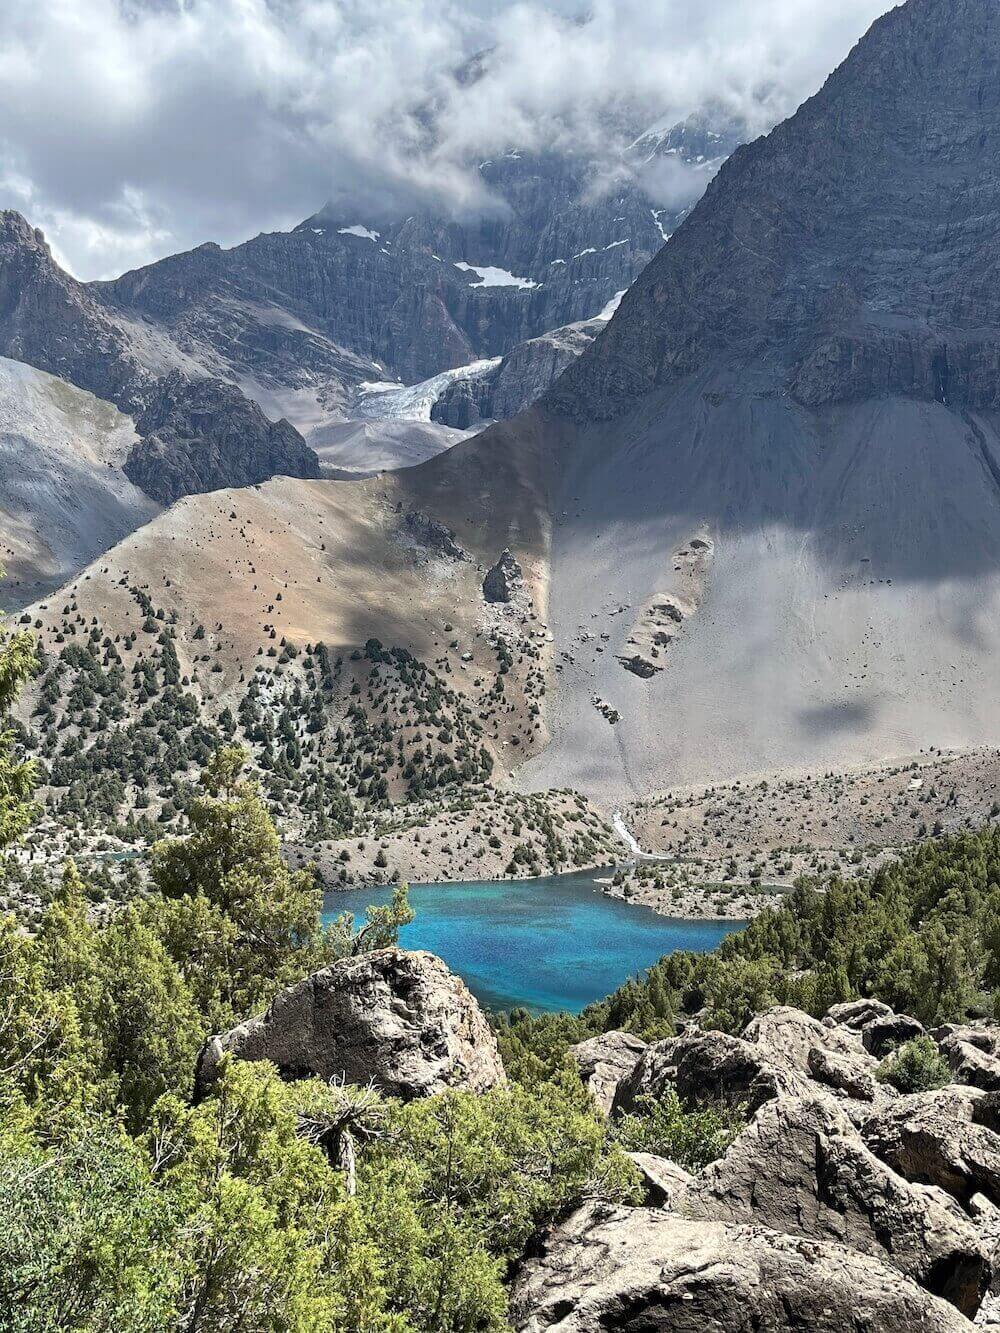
[322,867,742,1013]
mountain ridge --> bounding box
[551,0,1000,420]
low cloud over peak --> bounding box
[0,0,895,279]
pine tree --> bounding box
[0,601,38,850]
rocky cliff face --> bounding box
[94,164,650,392]
[553,0,1000,418]
[0,213,323,507]
[126,372,320,505]
[0,211,145,412]
[432,316,605,428]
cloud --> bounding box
[0,0,897,280]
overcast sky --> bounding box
[0,0,897,280]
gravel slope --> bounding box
[0,357,159,608]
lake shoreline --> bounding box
[323,859,769,925]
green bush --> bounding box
[875,1036,951,1093]
[613,1091,743,1172]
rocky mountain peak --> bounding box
[0,209,49,253]
[0,210,146,412]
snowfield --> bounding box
[453,262,538,289]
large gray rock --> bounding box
[568,1030,647,1115]
[195,948,506,1101]
[746,1005,875,1069]
[862,1086,1000,1208]
[936,1028,1000,1092]
[623,1153,692,1208]
[510,1202,976,1332]
[611,1028,806,1120]
[822,1000,925,1058]
[675,1093,990,1315]
[744,1006,883,1109]
[860,1013,927,1059]
[808,1044,878,1102]
[825,999,895,1031]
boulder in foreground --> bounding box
[510,1202,975,1332]
[195,947,506,1100]
[675,1092,989,1315]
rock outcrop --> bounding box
[127,372,320,505]
[482,548,524,604]
[0,210,145,412]
[611,1028,806,1119]
[402,510,467,561]
[862,1086,1000,1208]
[744,1005,884,1112]
[510,1203,975,1332]
[624,1153,692,1207]
[568,1030,647,1115]
[591,1002,1000,1323]
[936,1026,1000,1092]
[195,948,506,1101]
[675,1092,990,1315]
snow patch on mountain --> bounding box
[595,291,626,321]
[338,225,380,242]
[453,262,538,289]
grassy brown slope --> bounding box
[17,406,567,787]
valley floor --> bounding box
[16,745,1000,932]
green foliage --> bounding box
[613,1091,743,1172]
[354,1069,639,1332]
[0,1122,175,1332]
[0,1062,377,1332]
[149,745,337,1025]
[0,1053,633,1333]
[336,882,415,956]
[876,1035,952,1093]
[0,606,37,855]
[493,1009,591,1085]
